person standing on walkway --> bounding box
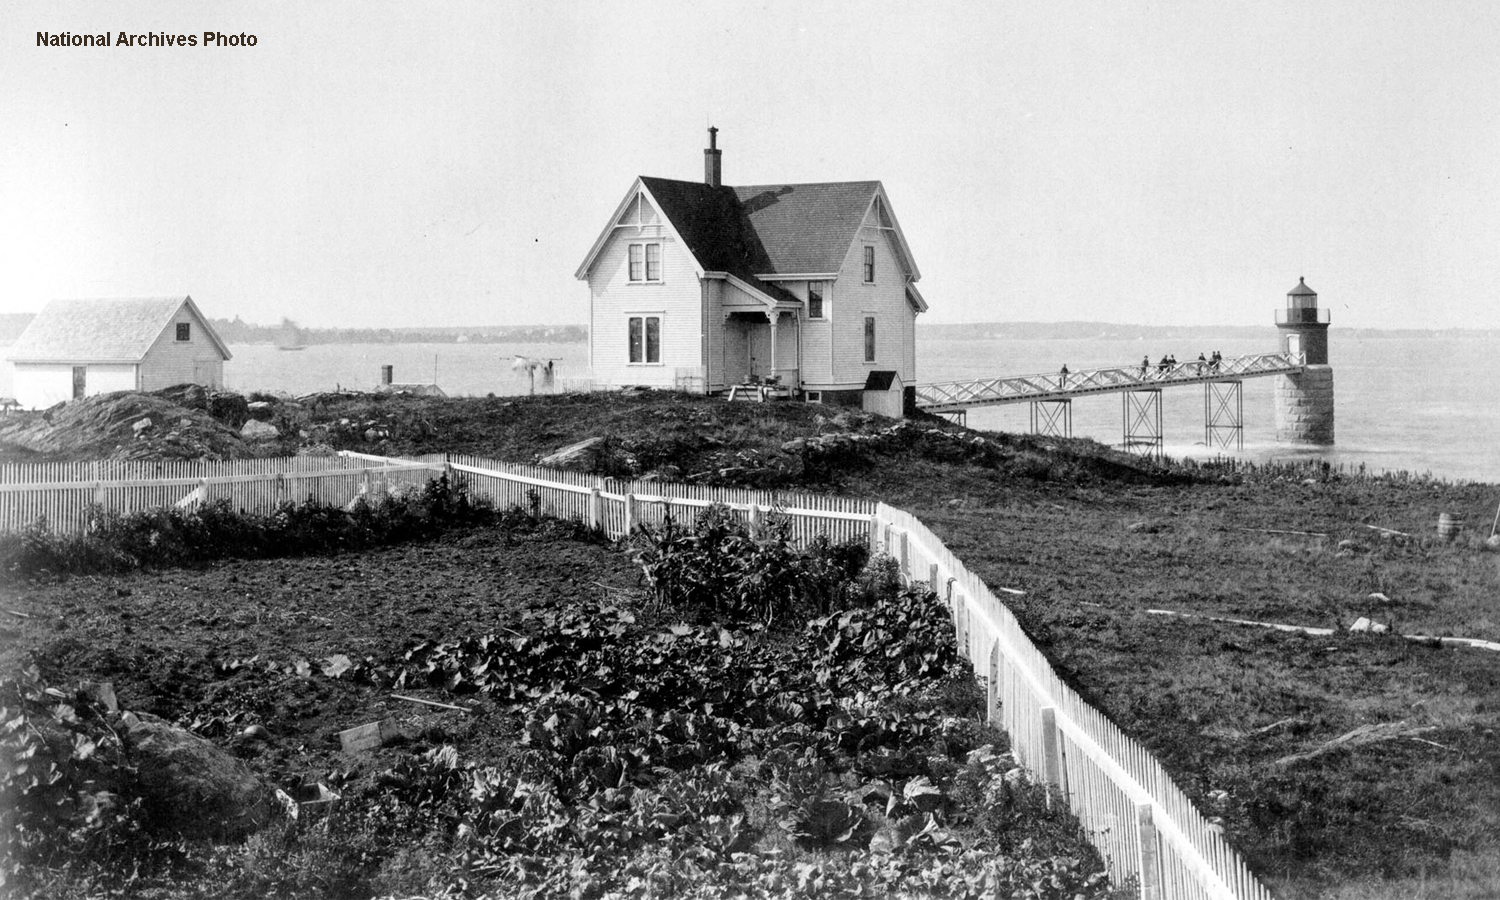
[1058,364,1069,388]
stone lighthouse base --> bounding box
[1275,365,1335,445]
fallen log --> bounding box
[1275,720,1437,766]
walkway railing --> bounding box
[915,352,1305,413]
[0,451,1272,899]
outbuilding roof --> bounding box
[6,296,232,363]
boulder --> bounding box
[121,711,278,838]
[132,417,153,435]
[208,391,251,428]
[241,419,279,440]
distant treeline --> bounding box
[208,318,587,345]
[916,321,1500,342]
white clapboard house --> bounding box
[6,296,231,409]
[575,129,927,410]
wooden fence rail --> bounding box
[0,450,1270,899]
[0,455,438,534]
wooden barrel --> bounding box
[1437,513,1461,540]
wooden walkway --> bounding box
[915,352,1304,414]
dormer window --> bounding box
[863,246,875,283]
[629,242,662,282]
[807,281,825,319]
[176,323,191,341]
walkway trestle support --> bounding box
[1204,380,1244,450]
[1029,399,1072,438]
[1122,389,1163,457]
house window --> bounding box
[629,243,662,282]
[864,316,876,362]
[176,322,191,341]
[807,281,825,319]
[863,246,875,283]
[628,315,661,363]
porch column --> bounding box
[768,312,779,378]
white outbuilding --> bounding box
[6,296,232,409]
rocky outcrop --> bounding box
[121,711,279,839]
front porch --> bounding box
[722,308,800,394]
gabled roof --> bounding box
[7,296,232,363]
[732,180,886,275]
[577,176,922,287]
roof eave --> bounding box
[181,296,233,360]
[575,178,708,281]
[874,183,921,282]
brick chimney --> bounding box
[704,126,722,188]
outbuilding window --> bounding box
[176,323,191,341]
[628,315,661,363]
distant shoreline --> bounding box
[1,313,1494,349]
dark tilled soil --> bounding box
[0,525,643,790]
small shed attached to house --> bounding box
[861,370,905,418]
[5,296,232,409]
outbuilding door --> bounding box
[194,361,219,388]
[72,366,86,399]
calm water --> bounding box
[7,334,1491,483]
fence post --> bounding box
[93,480,105,508]
[987,642,1001,725]
[945,577,956,611]
[1136,803,1163,900]
[624,493,637,536]
[749,503,763,537]
[588,487,603,531]
[275,473,286,504]
[894,528,909,576]
[868,514,881,555]
[1040,706,1069,807]
[953,594,968,659]
[928,563,939,593]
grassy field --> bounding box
[3,387,1499,898]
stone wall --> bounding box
[1275,365,1335,444]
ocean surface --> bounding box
[8,334,1494,483]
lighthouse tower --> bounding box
[1274,277,1334,444]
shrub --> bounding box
[631,504,875,625]
[0,476,497,578]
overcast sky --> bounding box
[3,1,1497,330]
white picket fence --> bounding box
[0,455,437,534]
[876,505,1271,900]
[0,450,1271,899]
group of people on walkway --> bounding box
[1055,350,1229,390]
[1136,351,1225,380]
